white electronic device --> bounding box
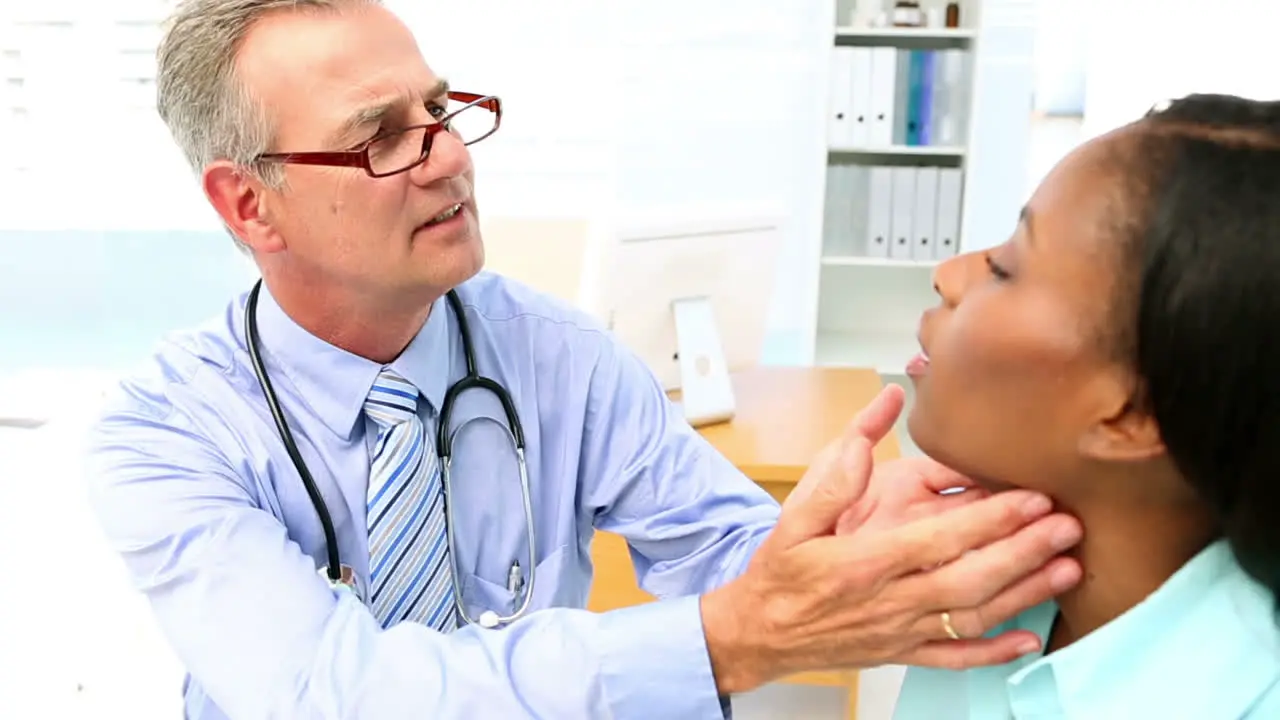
[596,214,784,427]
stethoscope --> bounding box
[244,279,537,629]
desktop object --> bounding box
[596,216,783,427]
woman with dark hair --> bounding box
[890,93,1280,718]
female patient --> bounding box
[893,93,1280,719]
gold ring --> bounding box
[940,611,961,640]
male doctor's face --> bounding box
[227,4,484,303]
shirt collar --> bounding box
[1005,539,1280,718]
[251,284,456,439]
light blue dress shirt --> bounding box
[893,539,1280,719]
[83,270,781,720]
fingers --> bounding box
[775,386,904,546]
[779,436,845,512]
[894,629,1045,670]
[912,554,1082,640]
[774,434,873,547]
[901,457,978,494]
[869,489,1064,578]
[901,487,990,523]
[844,383,905,444]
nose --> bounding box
[930,252,972,309]
[408,128,472,187]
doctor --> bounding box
[83,1,1083,719]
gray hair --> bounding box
[156,0,380,244]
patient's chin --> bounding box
[907,411,1022,494]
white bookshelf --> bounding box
[809,0,1035,375]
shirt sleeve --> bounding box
[84,406,728,720]
[577,332,781,601]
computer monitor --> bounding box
[595,214,784,427]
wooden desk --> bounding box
[586,366,900,719]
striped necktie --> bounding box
[363,368,458,631]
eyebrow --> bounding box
[1019,205,1035,244]
[328,78,451,147]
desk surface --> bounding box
[683,366,901,484]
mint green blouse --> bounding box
[893,540,1280,719]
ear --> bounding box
[1077,378,1166,462]
[203,160,285,254]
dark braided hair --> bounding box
[1115,93,1280,601]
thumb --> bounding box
[775,384,906,546]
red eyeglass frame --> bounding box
[255,91,503,178]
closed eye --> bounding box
[985,253,1011,280]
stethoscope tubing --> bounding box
[244,279,537,627]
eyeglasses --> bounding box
[256,91,502,178]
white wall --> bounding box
[0,0,216,231]
[390,1,616,221]
[1082,0,1280,139]
[1032,0,1085,115]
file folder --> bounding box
[848,48,873,148]
[866,166,893,258]
[934,168,963,259]
[827,47,854,147]
[912,167,939,261]
[829,47,872,148]
[889,166,916,260]
[867,47,898,147]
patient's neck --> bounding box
[1043,466,1217,653]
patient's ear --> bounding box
[1078,377,1165,462]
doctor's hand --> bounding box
[698,385,1084,696]
[831,393,992,537]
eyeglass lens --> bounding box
[367,100,496,175]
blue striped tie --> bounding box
[363,368,457,631]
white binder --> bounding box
[867,47,898,147]
[827,47,854,147]
[821,164,843,256]
[844,164,871,257]
[912,167,939,261]
[891,50,912,146]
[934,168,963,259]
[889,166,916,260]
[866,166,893,258]
[848,48,873,148]
[829,47,872,148]
[823,164,864,257]
[930,49,971,147]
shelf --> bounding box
[821,255,937,269]
[835,26,976,40]
[834,26,972,48]
[815,329,919,375]
[829,145,965,158]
